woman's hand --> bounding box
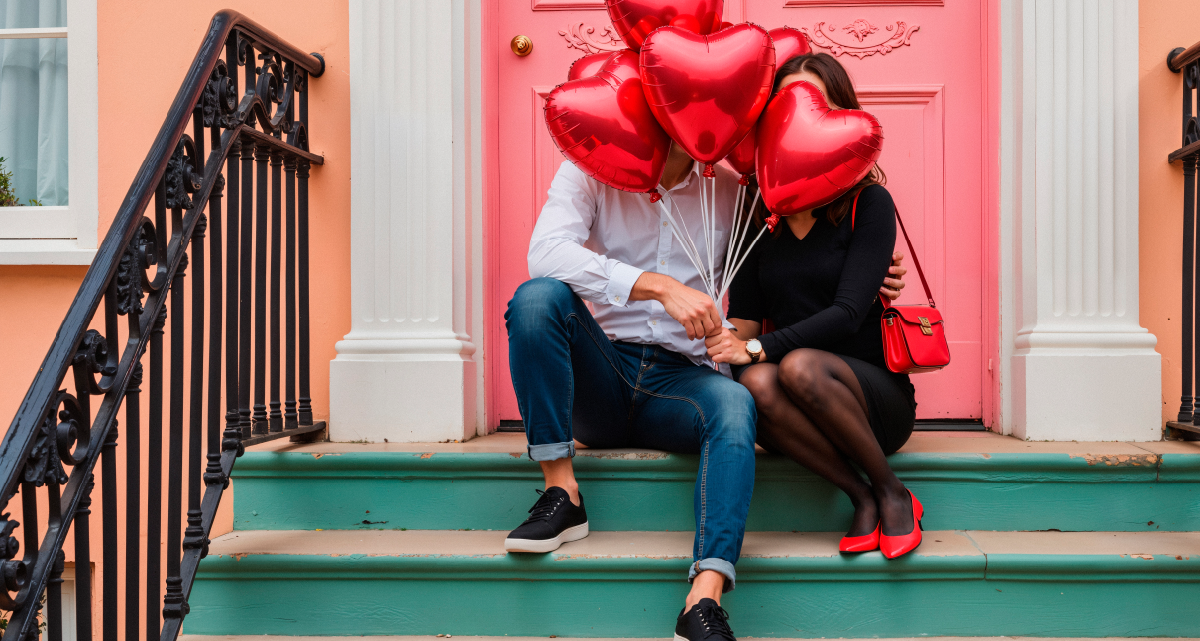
[706,327,752,365]
[881,251,907,302]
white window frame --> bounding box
[0,0,98,265]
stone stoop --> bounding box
[186,432,1200,638]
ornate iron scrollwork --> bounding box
[24,397,70,487]
[165,136,201,210]
[0,515,26,611]
[117,219,158,316]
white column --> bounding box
[333,0,484,442]
[1000,0,1160,440]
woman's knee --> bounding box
[778,350,827,407]
[739,365,787,416]
[506,278,577,334]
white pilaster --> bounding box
[1000,0,1160,440]
[333,0,483,442]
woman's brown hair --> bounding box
[748,52,885,229]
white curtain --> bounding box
[0,0,68,206]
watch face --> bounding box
[747,339,762,354]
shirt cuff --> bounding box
[607,263,644,307]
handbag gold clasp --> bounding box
[919,316,933,336]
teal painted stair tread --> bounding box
[231,435,1200,532]
[191,529,1200,638]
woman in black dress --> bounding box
[706,53,923,558]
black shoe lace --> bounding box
[522,489,563,525]
[696,602,736,641]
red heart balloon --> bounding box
[724,123,756,182]
[568,51,615,81]
[606,0,723,51]
[545,51,671,194]
[756,80,883,217]
[769,27,812,66]
[640,23,775,170]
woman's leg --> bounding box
[774,350,914,536]
[739,363,879,537]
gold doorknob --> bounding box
[511,35,533,57]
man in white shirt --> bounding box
[502,144,904,639]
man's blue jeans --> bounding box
[505,277,757,591]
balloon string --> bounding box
[719,222,769,304]
[723,183,747,300]
[718,188,762,303]
[658,197,718,305]
[710,175,717,296]
[700,176,705,296]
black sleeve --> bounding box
[757,186,897,363]
[725,222,767,323]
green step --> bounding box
[189,529,1200,637]
[231,439,1200,533]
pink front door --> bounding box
[490,1,992,426]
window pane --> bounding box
[0,36,67,206]
[0,0,67,30]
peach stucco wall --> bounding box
[1140,0,1198,426]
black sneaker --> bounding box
[675,598,736,641]
[503,487,589,553]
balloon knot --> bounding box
[703,164,716,178]
[739,174,750,186]
[765,213,780,232]
[649,190,662,204]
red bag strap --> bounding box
[851,189,936,309]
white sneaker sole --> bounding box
[673,635,690,641]
[504,522,589,553]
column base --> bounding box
[1012,348,1162,441]
[330,338,477,443]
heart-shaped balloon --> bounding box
[724,123,756,183]
[545,51,671,194]
[769,27,812,66]
[756,80,883,217]
[640,23,775,172]
[606,0,723,51]
[568,51,615,81]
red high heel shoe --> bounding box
[839,522,880,553]
[880,490,923,559]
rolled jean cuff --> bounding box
[689,558,736,593]
[528,441,575,461]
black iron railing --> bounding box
[1169,43,1200,439]
[0,10,325,641]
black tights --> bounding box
[740,349,914,537]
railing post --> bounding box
[297,160,313,425]
[239,140,256,439]
[163,252,187,622]
[253,146,270,436]
[124,364,142,641]
[270,151,284,433]
[1181,154,1195,423]
[101,424,118,641]
[184,217,208,554]
[73,477,93,641]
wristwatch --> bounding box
[745,339,763,364]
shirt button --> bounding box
[663,221,668,227]
[660,260,666,265]
[614,296,621,302]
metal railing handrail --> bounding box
[0,10,327,641]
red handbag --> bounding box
[852,192,950,374]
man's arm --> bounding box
[528,163,644,307]
[630,272,722,340]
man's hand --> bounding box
[881,251,907,302]
[706,327,752,365]
[630,272,722,340]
